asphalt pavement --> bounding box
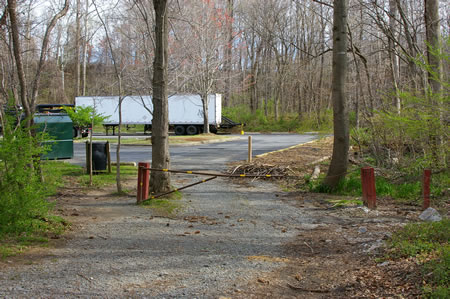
[68,133,318,171]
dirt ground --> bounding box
[225,137,428,298]
[1,137,430,298]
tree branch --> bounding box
[311,0,333,9]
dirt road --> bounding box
[0,137,422,298]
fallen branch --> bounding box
[287,283,331,293]
[310,165,321,180]
[304,242,314,253]
[77,273,92,283]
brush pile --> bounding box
[227,163,296,179]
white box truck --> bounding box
[75,94,223,135]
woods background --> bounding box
[0,0,446,116]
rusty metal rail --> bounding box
[142,176,218,202]
[137,163,289,204]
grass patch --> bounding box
[142,191,183,217]
[387,220,449,258]
[78,165,138,187]
[327,198,364,208]
[74,137,151,145]
[308,167,449,204]
[74,134,234,145]
[92,124,145,134]
[0,215,69,260]
[385,220,450,297]
[0,243,27,259]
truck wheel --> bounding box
[186,125,198,135]
[73,127,78,138]
[174,125,186,135]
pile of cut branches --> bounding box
[228,163,297,179]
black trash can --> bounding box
[86,142,109,173]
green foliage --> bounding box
[423,246,450,298]
[388,220,449,258]
[357,37,449,171]
[0,116,51,236]
[297,110,333,133]
[386,220,450,297]
[327,198,363,207]
[223,104,333,133]
[64,106,109,128]
[41,161,84,190]
[142,191,183,216]
[78,165,138,187]
[308,167,449,203]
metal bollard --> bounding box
[361,167,376,209]
[422,169,431,210]
[137,162,150,203]
[248,136,252,163]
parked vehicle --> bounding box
[75,94,228,135]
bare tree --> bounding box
[175,0,228,134]
[7,0,69,127]
[324,0,349,189]
[223,0,234,107]
[425,0,442,95]
[151,0,171,193]
[424,0,444,166]
[82,0,90,96]
[75,0,81,98]
[92,0,126,193]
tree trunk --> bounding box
[150,0,171,194]
[75,0,81,98]
[7,0,31,125]
[93,0,123,193]
[202,93,210,134]
[82,0,89,96]
[224,0,233,107]
[425,0,441,95]
[388,0,401,114]
[324,0,349,189]
[424,0,443,166]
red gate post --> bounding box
[361,167,376,209]
[422,169,431,210]
[137,162,150,203]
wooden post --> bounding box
[361,167,376,209]
[248,136,252,163]
[106,141,112,173]
[423,169,431,210]
[137,162,150,204]
[85,141,90,174]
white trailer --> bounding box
[75,94,222,135]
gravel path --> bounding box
[0,173,314,298]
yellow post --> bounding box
[248,136,252,163]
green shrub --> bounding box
[387,220,450,297]
[63,105,109,128]
[388,220,449,258]
[309,167,448,203]
[0,117,51,235]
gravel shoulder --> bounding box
[0,172,314,298]
[0,137,424,298]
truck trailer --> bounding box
[75,94,222,135]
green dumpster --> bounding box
[34,113,74,159]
